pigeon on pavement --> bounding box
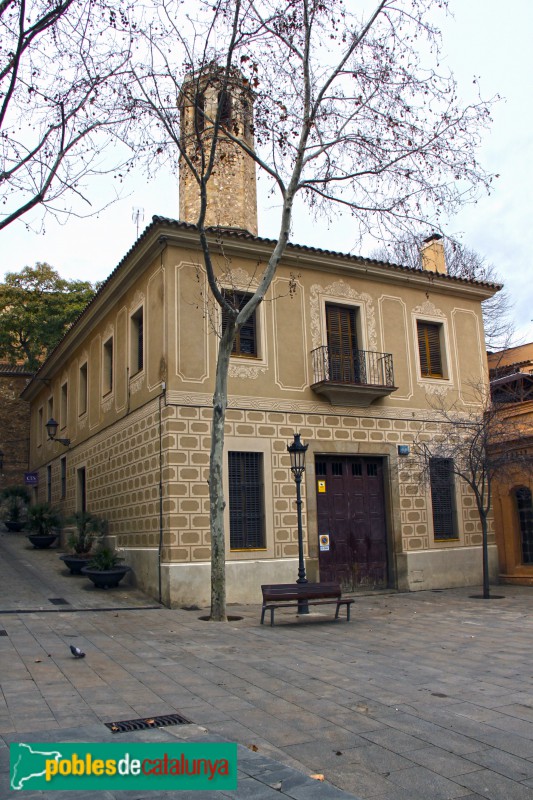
[70,645,85,658]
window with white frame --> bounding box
[103,337,113,395]
[79,362,88,416]
[130,306,144,375]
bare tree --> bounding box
[122,0,497,620]
[0,0,134,231]
[371,236,514,351]
[412,388,533,599]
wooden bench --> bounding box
[260,582,354,626]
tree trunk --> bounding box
[209,328,234,621]
[480,511,490,599]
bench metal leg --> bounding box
[260,606,266,625]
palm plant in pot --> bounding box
[0,486,30,532]
[81,545,131,589]
[59,512,107,574]
[27,503,62,548]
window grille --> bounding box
[430,458,457,539]
[229,452,265,549]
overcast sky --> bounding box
[2,0,532,347]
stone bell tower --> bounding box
[178,68,258,236]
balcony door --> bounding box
[326,304,365,384]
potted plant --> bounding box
[26,503,62,548]
[59,512,107,574]
[0,486,30,532]
[81,545,131,588]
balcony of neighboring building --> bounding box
[490,371,533,405]
[310,346,397,407]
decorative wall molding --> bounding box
[130,372,145,394]
[309,281,377,351]
[412,299,445,318]
[101,396,114,414]
[164,389,480,420]
[129,290,145,313]
[228,363,267,380]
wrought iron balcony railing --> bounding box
[312,346,395,387]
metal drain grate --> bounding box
[48,598,70,605]
[0,630,7,636]
[105,713,191,734]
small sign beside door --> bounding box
[317,479,326,493]
[319,534,330,551]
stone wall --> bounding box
[0,366,32,489]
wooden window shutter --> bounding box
[222,291,257,357]
[417,322,443,378]
[326,305,359,382]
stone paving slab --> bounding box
[2,528,533,799]
[0,724,359,799]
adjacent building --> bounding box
[489,343,533,585]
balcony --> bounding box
[311,346,397,407]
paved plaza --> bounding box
[1,528,533,799]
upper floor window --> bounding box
[79,362,88,416]
[228,451,265,549]
[430,458,457,540]
[60,382,68,430]
[222,290,258,358]
[218,89,232,127]
[326,304,363,383]
[103,337,113,395]
[195,92,205,134]
[130,306,144,375]
[417,321,443,379]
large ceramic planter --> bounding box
[81,565,131,589]
[27,533,58,549]
[5,521,25,532]
[59,553,92,574]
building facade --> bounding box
[0,363,32,491]
[21,72,499,607]
[21,221,499,606]
[489,343,533,586]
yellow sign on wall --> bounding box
[318,480,326,493]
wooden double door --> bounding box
[316,455,389,591]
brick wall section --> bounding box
[0,368,32,488]
[38,398,488,562]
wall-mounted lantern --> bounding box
[45,418,70,447]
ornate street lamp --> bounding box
[287,433,309,614]
[45,418,70,447]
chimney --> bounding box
[420,234,447,275]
